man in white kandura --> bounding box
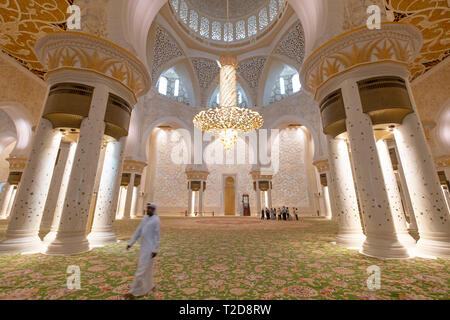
[124,203,161,299]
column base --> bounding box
[87,231,117,247]
[43,234,90,256]
[360,235,411,259]
[397,232,417,249]
[0,235,43,255]
[336,232,366,250]
[415,237,450,259]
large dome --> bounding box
[169,0,288,43]
[186,0,268,20]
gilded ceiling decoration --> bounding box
[0,0,72,78]
[384,0,450,81]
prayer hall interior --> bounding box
[0,0,449,300]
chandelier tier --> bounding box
[193,56,264,150]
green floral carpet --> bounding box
[0,217,448,300]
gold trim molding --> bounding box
[35,32,150,98]
[301,23,422,98]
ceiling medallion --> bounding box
[193,55,263,150]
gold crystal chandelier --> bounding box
[193,1,263,150]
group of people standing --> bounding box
[261,206,299,221]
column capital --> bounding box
[35,32,150,101]
[6,157,27,172]
[122,159,147,175]
[312,159,330,173]
[250,171,273,181]
[185,169,210,181]
[435,155,450,169]
[301,23,422,98]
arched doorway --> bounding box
[224,176,236,216]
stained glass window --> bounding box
[248,16,257,37]
[180,0,188,24]
[212,21,222,41]
[200,17,210,38]
[259,8,268,30]
[224,22,233,42]
[189,10,198,31]
[236,21,246,40]
[278,0,285,10]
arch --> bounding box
[155,61,199,106]
[141,116,193,162]
[0,101,34,157]
[268,114,320,161]
[262,59,301,106]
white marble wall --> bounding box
[272,128,313,211]
[146,127,316,215]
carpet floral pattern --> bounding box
[0,217,448,300]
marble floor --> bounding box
[0,217,448,300]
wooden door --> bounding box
[224,177,236,216]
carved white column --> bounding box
[45,84,109,255]
[198,182,204,216]
[0,183,13,219]
[394,144,419,236]
[313,160,334,219]
[394,112,450,258]
[323,186,332,220]
[327,135,365,249]
[5,188,17,219]
[40,142,73,229]
[33,32,149,255]
[88,138,126,246]
[255,185,261,217]
[0,118,62,254]
[187,185,193,216]
[376,139,416,250]
[343,80,409,259]
[123,173,136,220]
[42,142,77,247]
